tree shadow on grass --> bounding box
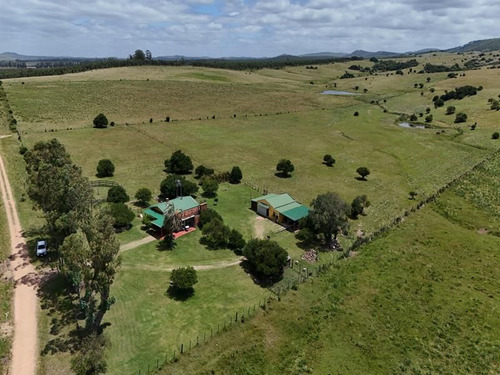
[274,172,292,179]
[166,286,194,301]
[354,176,367,181]
[239,260,283,288]
[38,273,84,356]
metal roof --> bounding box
[144,196,200,228]
[251,193,278,203]
[280,205,310,222]
[265,193,295,209]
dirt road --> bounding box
[0,153,38,375]
[119,235,156,253]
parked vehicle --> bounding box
[36,240,47,257]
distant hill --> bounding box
[349,50,400,58]
[299,52,349,58]
[2,37,499,63]
[447,38,500,53]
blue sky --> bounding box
[0,0,499,58]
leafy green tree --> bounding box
[160,204,181,250]
[200,218,230,249]
[425,114,433,123]
[170,266,198,290]
[434,98,444,108]
[229,166,243,184]
[134,188,152,206]
[410,114,418,121]
[309,192,349,243]
[198,208,222,229]
[490,100,500,111]
[93,113,109,128]
[107,185,129,203]
[228,229,246,251]
[243,239,288,280]
[165,150,193,174]
[350,195,371,219]
[425,107,431,113]
[276,159,294,177]
[201,177,219,197]
[446,106,456,115]
[159,175,198,199]
[323,154,335,167]
[96,159,115,177]
[108,203,135,228]
[454,112,468,123]
[70,332,109,375]
[24,139,93,243]
[60,207,121,333]
[492,132,500,140]
[195,165,214,179]
[131,49,146,61]
[356,167,370,180]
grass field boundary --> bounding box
[348,146,500,253]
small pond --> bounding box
[321,90,358,96]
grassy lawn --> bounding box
[106,266,269,375]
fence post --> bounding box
[181,343,184,354]
[235,312,238,322]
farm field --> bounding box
[0,52,499,374]
[162,153,500,374]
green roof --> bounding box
[275,201,301,213]
[280,205,310,221]
[265,193,295,209]
[251,193,278,203]
[144,196,200,228]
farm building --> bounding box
[251,193,309,231]
[144,196,207,234]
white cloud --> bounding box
[0,0,498,57]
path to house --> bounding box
[119,235,156,253]
[0,151,38,375]
[121,258,244,272]
[254,216,266,239]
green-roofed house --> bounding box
[144,196,207,234]
[251,193,309,231]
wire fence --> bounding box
[134,146,500,375]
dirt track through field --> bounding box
[121,258,244,272]
[119,235,156,252]
[0,151,38,375]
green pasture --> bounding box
[1,54,499,375]
[163,173,500,374]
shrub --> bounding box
[170,267,198,290]
[165,150,193,174]
[454,112,468,123]
[107,185,129,203]
[109,203,135,228]
[276,159,294,177]
[199,208,222,228]
[446,106,456,115]
[353,111,359,116]
[410,114,418,122]
[134,188,152,206]
[195,165,214,179]
[243,239,288,280]
[19,145,28,155]
[93,113,108,128]
[228,229,246,251]
[350,195,370,219]
[492,132,500,140]
[159,175,198,199]
[201,177,218,198]
[356,167,370,180]
[201,218,230,249]
[425,115,433,123]
[96,159,115,177]
[323,154,335,167]
[229,166,243,184]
